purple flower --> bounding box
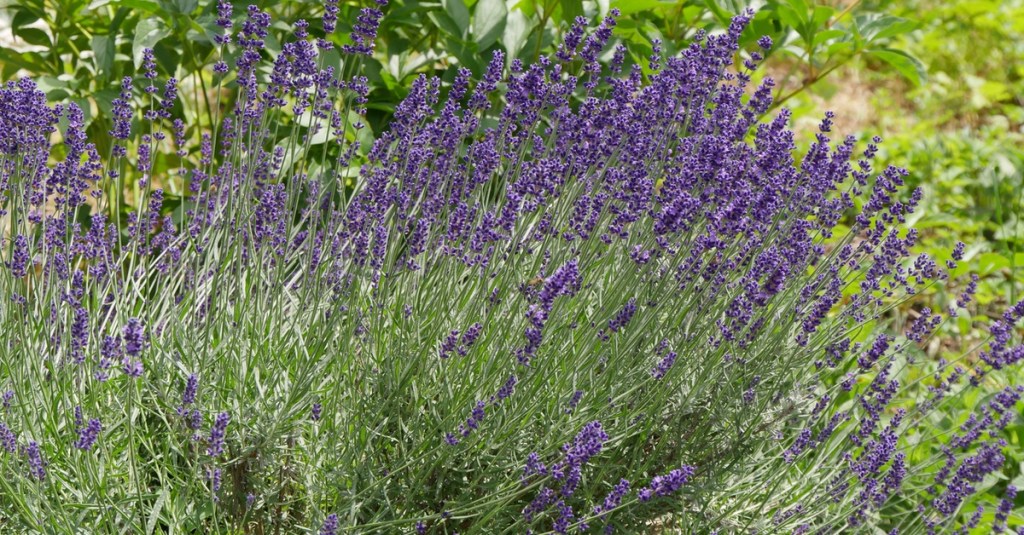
[209,467,222,496]
[215,0,233,30]
[606,298,637,334]
[652,351,677,380]
[206,411,230,457]
[342,3,386,56]
[9,235,29,277]
[564,390,583,414]
[439,330,460,359]
[75,418,102,451]
[123,318,146,357]
[0,422,17,454]
[320,513,339,535]
[178,374,198,415]
[641,465,696,500]
[321,0,340,34]
[121,357,144,378]
[994,485,1017,532]
[593,478,631,516]
[538,260,582,310]
[25,440,46,480]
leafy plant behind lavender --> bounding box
[0,1,1021,534]
[0,0,922,190]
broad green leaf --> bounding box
[868,48,926,86]
[90,0,159,11]
[443,0,471,36]
[187,14,223,45]
[14,27,50,47]
[976,252,1010,275]
[825,41,855,55]
[609,0,673,16]
[159,0,197,15]
[473,0,507,49]
[704,0,735,27]
[502,9,533,58]
[863,16,917,42]
[133,18,171,67]
[786,0,810,15]
[558,0,584,23]
[35,75,69,99]
[91,35,115,77]
[427,11,465,41]
[11,8,42,28]
[812,28,846,47]
[0,48,47,73]
[810,5,834,28]
[775,5,805,35]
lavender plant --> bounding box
[0,2,1021,534]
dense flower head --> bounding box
[342,2,386,56]
[639,466,696,502]
[25,441,46,480]
[74,418,102,451]
[206,412,230,457]
[320,513,339,535]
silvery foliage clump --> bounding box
[0,2,1021,533]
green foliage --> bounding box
[0,1,924,141]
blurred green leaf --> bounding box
[427,10,465,40]
[976,252,1010,275]
[869,48,926,86]
[187,14,223,45]
[473,0,506,49]
[810,5,834,29]
[11,8,42,28]
[14,27,50,47]
[91,35,115,78]
[863,16,918,42]
[559,0,584,23]
[502,9,533,58]
[133,18,171,67]
[159,0,197,15]
[812,28,846,47]
[609,0,673,16]
[443,0,470,36]
[705,0,736,28]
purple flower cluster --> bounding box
[637,465,696,502]
[206,411,230,457]
[74,418,102,451]
[523,421,609,530]
[342,2,386,56]
[519,260,582,365]
[320,513,339,535]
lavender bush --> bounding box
[0,2,1021,533]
